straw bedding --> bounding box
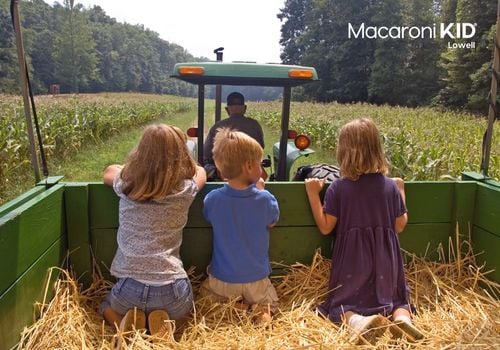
[16,235,500,349]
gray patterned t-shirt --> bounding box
[109,171,198,283]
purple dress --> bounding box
[317,173,411,322]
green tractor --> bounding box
[171,60,320,181]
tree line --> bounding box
[278,0,497,114]
[0,0,497,112]
[0,0,200,96]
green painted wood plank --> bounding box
[185,186,214,228]
[182,226,332,276]
[0,237,66,350]
[89,227,213,281]
[405,182,454,223]
[452,182,477,241]
[180,227,213,276]
[88,183,214,229]
[90,224,451,281]
[399,223,452,260]
[471,226,500,283]
[0,185,65,295]
[0,186,46,217]
[87,182,459,230]
[89,228,116,281]
[88,182,322,229]
[216,182,456,227]
[266,182,457,225]
[90,226,329,279]
[484,178,500,188]
[267,183,318,227]
[36,175,64,186]
[89,221,453,281]
[65,184,92,286]
[0,177,64,217]
[462,171,500,189]
[90,226,331,279]
[267,182,456,226]
[269,226,333,265]
[461,171,487,182]
[473,183,500,238]
[88,183,118,229]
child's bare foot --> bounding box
[234,301,251,311]
[250,304,273,326]
[254,311,272,325]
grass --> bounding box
[50,109,200,182]
[51,100,285,182]
[0,93,197,204]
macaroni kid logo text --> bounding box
[348,23,477,49]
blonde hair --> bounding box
[213,128,263,179]
[336,118,389,180]
[121,124,196,201]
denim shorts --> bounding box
[99,277,193,320]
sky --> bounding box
[63,0,286,63]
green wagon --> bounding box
[1,172,499,348]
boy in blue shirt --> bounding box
[202,128,279,323]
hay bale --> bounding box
[16,237,500,349]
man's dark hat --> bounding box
[226,92,245,106]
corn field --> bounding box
[0,93,194,204]
[250,101,499,181]
[2,94,498,205]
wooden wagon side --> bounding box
[0,177,499,348]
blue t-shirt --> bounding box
[203,184,279,283]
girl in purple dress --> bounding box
[305,118,423,343]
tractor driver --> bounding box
[203,92,267,180]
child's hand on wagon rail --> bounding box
[103,164,123,187]
[305,178,325,195]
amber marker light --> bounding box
[178,66,205,75]
[294,134,311,150]
[288,69,313,79]
[187,128,198,137]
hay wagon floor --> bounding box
[16,242,500,349]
